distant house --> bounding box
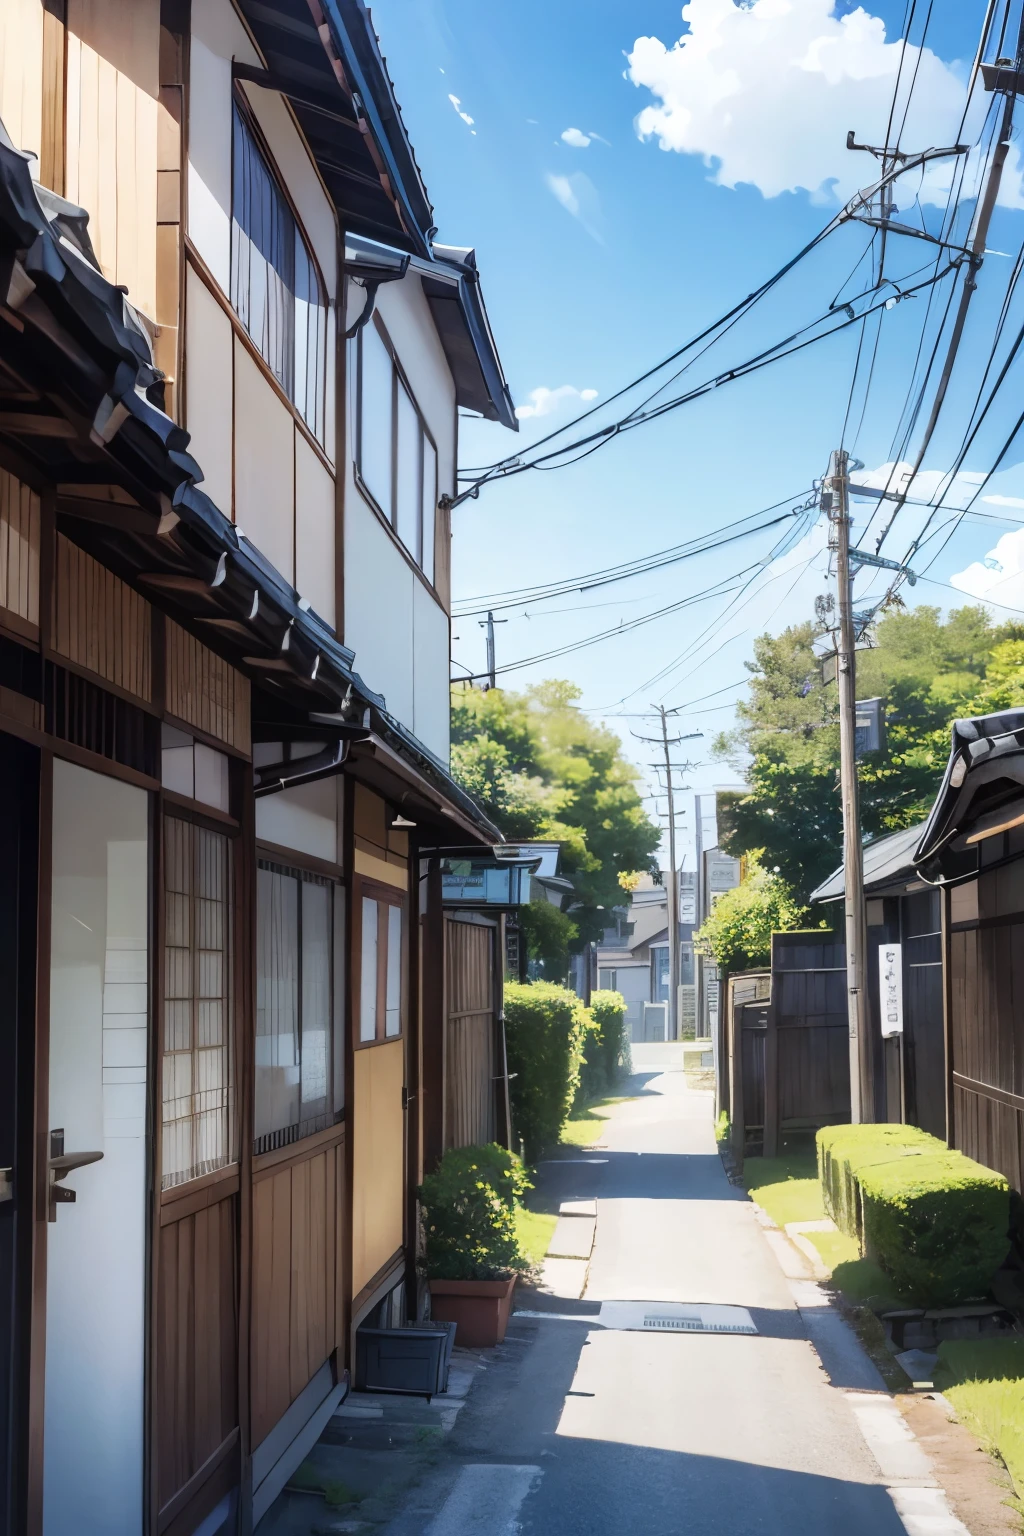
[596,872,697,1039]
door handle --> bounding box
[48,1129,103,1222]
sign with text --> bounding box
[878,943,904,1037]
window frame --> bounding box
[354,314,440,586]
[158,806,239,1192]
[254,854,346,1155]
[229,90,330,447]
[353,876,407,1049]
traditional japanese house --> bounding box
[0,2,515,1533]
[810,820,946,1138]
[916,708,1024,1194]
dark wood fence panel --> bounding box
[770,933,850,1148]
[250,1134,343,1449]
[155,1194,238,1519]
[777,1025,850,1123]
[949,902,1024,1192]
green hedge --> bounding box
[576,989,630,1102]
[818,1124,945,1242]
[419,1143,531,1281]
[817,1124,1010,1306]
[504,981,589,1161]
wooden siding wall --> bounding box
[0,470,40,635]
[443,919,495,1150]
[165,618,250,752]
[156,1194,238,1521]
[0,0,43,164]
[65,0,161,318]
[351,1041,404,1298]
[949,868,1024,1191]
[250,1138,344,1449]
[51,532,152,700]
[772,936,850,1126]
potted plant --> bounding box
[419,1145,530,1348]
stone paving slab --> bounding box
[548,1215,595,1259]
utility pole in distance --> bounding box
[635,709,702,1042]
[479,610,506,689]
[825,449,870,1123]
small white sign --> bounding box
[878,943,904,1037]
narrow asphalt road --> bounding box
[393,1045,919,1536]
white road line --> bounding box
[425,1464,541,1536]
[889,1486,972,1535]
[844,1392,935,1483]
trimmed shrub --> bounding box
[859,1153,1009,1306]
[816,1124,1010,1306]
[575,990,630,1104]
[818,1124,944,1242]
[419,1143,530,1281]
[504,981,589,1160]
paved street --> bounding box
[385,1047,953,1536]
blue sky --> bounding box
[371,0,1024,864]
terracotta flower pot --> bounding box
[427,1275,517,1348]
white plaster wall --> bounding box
[234,339,295,582]
[343,272,455,760]
[184,265,233,514]
[256,778,340,863]
[295,432,335,627]
[412,579,450,760]
[344,494,415,727]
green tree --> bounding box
[695,855,810,973]
[715,605,1024,904]
[451,680,660,945]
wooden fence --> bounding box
[727,932,850,1160]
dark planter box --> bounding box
[354,1320,457,1397]
[428,1276,517,1348]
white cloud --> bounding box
[515,385,600,421]
[448,93,476,133]
[627,0,1024,208]
[950,529,1024,614]
[545,171,604,240]
[561,127,592,148]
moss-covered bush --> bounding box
[504,981,589,1160]
[419,1143,531,1281]
[817,1124,1010,1306]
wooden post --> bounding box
[762,992,780,1160]
[729,999,745,1172]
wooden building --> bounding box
[810,821,946,1138]
[916,708,1024,1195]
[0,2,516,1533]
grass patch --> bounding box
[559,1095,633,1148]
[742,1144,823,1229]
[515,1207,557,1265]
[935,1339,1024,1507]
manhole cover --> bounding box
[599,1301,757,1335]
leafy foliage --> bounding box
[516,899,578,982]
[715,607,1024,903]
[694,855,810,972]
[578,990,631,1100]
[418,1144,531,1281]
[503,981,590,1160]
[451,681,660,946]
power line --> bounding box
[452,496,811,616]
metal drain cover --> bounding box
[599,1301,757,1335]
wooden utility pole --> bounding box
[827,449,871,1122]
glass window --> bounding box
[358,888,405,1043]
[358,323,394,517]
[360,895,379,1042]
[231,103,328,444]
[385,904,403,1036]
[356,320,438,582]
[255,862,344,1153]
[162,817,235,1188]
